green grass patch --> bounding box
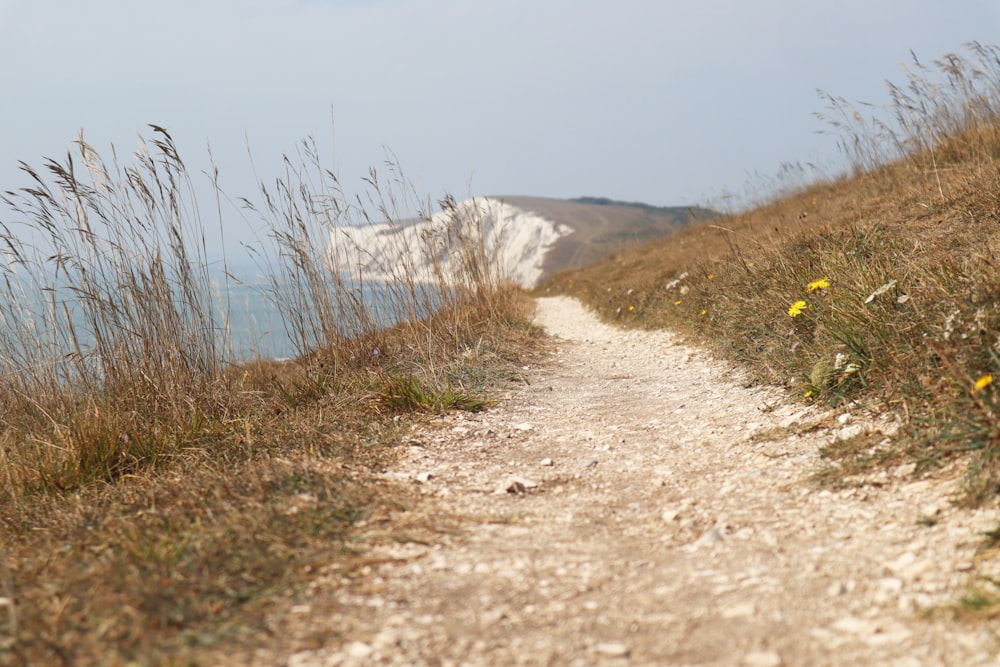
[378,375,492,414]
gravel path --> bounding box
[287,296,1000,666]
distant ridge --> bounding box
[325,196,716,289]
[569,196,717,219]
[498,196,717,284]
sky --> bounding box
[1,0,999,257]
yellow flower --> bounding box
[628,305,634,312]
[807,278,830,292]
[804,390,814,398]
[788,300,808,317]
[674,300,682,306]
[707,273,715,280]
[974,374,993,393]
[700,309,707,316]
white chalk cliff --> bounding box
[327,197,571,289]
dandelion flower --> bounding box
[674,300,682,306]
[700,309,707,316]
[628,305,635,312]
[788,300,808,317]
[807,278,830,292]
[974,374,993,393]
[707,273,715,280]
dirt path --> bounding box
[285,297,1000,666]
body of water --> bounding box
[217,271,441,361]
[0,267,440,378]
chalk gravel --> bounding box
[284,297,1000,666]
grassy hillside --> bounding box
[547,42,1000,507]
[499,195,715,284]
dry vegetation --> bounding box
[0,130,538,665]
[11,39,1000,662]
[550,44,1000,513]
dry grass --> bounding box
[547,42,1000,504]
[545,41,1000,622]
[0,129,539,664]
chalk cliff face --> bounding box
[326,197,572,289]
[327,195,706,289]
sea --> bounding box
[206,265,441,361]
[0,263,437,373]
[215,271,409,361]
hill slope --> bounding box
[550,48,1000,514]
[499,196,715,284]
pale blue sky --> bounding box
[1,0,998,255]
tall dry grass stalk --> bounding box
[816,41,1000,175]
[0,126,513,500]
[0,127,227,493]
[0,126,530,663]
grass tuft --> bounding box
[378,374,492,414]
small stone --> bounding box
[874,577,903,604]
[721,601,756,618]
[779,410,810,429]
[372,628,400,651]
[885,551,917,575]
[743,651,782,667]
[495,476,539,495]
[920,502,942,518]
[513,422,534,431]
[345,641,373,659]
[595,642,630,657]
[695,529,724,547]
[661,509,680,522]
[415,471,434,483]
[900,559,934,581]
[863,622,912,647]
[826,581,847,597]
[835,424,865,441]
[878,577,903,593]
[836,413,852,425]
[956,560,975,572]
[809,627,837,644]
[540,457,554,467]
[832,616,878,635]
